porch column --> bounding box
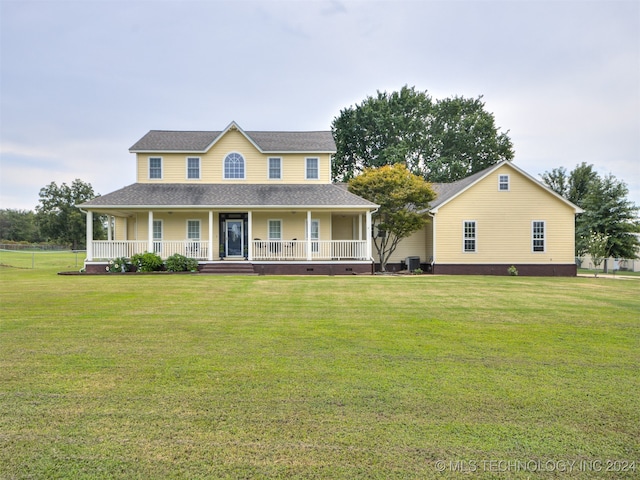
[307,210,312,261]
[124,216,128,240]
[366,210,372,260]
[358,214,363,240]
[86,210,93,261]
[107,215,113,241]
[148,211,154,253]
[208,211,214,261]
[247,211,253,261]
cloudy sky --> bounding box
[1,0,638,210]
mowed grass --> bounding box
[0,261,639,479]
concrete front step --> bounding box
[199,263,256,275]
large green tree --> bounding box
[348,163,436,272]
[542,163,638,266]
[332,86,514,183]
[36,179,105,249]
[575,174,639,267]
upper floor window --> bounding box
[187,157,200,179]
[532,221,545,252]
[463,220,477,253]
[268,157,282,179]
[149,157,162,179]
[306,157,319,180]
[499,174,510,191]
[224,152,245,179]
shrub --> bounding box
[106,257,131,273]
[508,265,519,276]
[165,253,198,272]
[131,252,164,272]
[412,268,423,275]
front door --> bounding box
[226,220,244,257]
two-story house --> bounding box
[80,121,379,274]
[80,122,582,276]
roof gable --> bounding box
[428,161,583,214]
[129,121,336,153]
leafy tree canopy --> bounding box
[348,163,436,271]
[0,209,41,243]
[36,179,105,249]
[576,173,640,260]
[332,86,514,183]
[542,163,639,261]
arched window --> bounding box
[224,152,245,179]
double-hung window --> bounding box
[268,220,282,241]
[532,221,545,252]
[224,153,245,179]
[268,157,282,179]
[187,220,201,241]
[463,220,477,253]
[306,157,319,180]
[187,157,200,179]
[499,174,510,191]
[149,157,162,179]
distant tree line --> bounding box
[0,179,106,249]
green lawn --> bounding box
[1,261,639,479]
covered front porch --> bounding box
[83,207,374,273]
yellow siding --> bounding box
[434,164,576,264]
[136,129,332,184]
[251,212,332,241]
[388,225,428,264]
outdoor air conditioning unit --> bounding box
[406,256,420,271]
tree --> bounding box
[348,163,436,272]
[36,179,105,249]
[584,231,609,277]
[576,174,640,271]
[332,86,514,183]
[0,209,41,243]
[567,162,599,207]
[541,166,569,198]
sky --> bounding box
[1,0,639,211]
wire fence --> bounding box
[0,249,85,270]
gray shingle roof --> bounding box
[129,130,336,153]
[80,183,378,209]
[428,167,492,209]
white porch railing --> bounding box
[90,240,367,261]
[92,240,209,260]
[251,240,368,261]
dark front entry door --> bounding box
[226,220,244,257]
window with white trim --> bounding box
[187,157,200,179]
[149,157,162,179]
[187,220,201,240]
[268,219,282,240]
[499,174,510,191]
[153,220,163,254]
[463,220,477,253]
[268,157,282,179]
[306,219,319,253]
[532,221,545,252]
[306,157,319,179]
[224,153,245,179]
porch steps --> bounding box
[199,263,257,275]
